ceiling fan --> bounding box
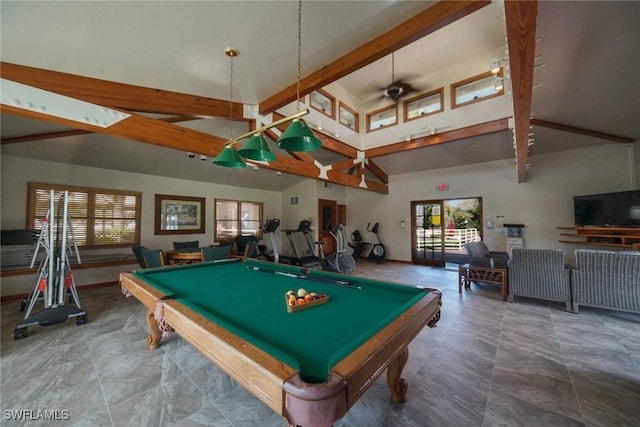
[381,52,419,102]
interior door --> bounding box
[318,199,337,256]
[411,200,445,267]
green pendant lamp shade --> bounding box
[213,145,247,168]
[238,133,276,161]
[276,118,322,152]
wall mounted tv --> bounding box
[574,190,640,227]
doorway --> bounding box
[318,199,337,256]
[411,197,482,266]
[411,201,445,267]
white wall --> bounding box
[3,140,638,296]
[346,143,635,265]
[1,155,282,296]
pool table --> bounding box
[120,259,441,427]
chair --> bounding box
[241,241,259,260]
[132,245,147,268]
[507,248,572,311]
[571,249,640,314]
[201,245,232,262]
[173,240,199,250]
[463,241,509,269]
[235,236,256,255]
[141,248,167,268]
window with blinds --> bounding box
[26,182,141,248]
[214,199,263,241]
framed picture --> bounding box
[155,194,205,235]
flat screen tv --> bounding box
[574,190,640,227]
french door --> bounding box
[411,200,445,267]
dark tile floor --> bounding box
[1,262,639,426]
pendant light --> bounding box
[213,47,247,168]
[238,133,276,161]
[276,0,322,152]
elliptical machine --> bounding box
[318,224,355,274]
[367,222,386,264]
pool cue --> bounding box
[247,266,362,289]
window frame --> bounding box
[451,69,504,109]
[366,104,398,132]
[309,89,336,119]
[403,88,444,122]
[26,182,141,249]
[214,199,264,242]
[338,101,359,132]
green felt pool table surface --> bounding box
[131,259,431,383]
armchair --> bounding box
[463,241,509,269]
[507,248,572,311]
[201,245,232,262]
[141,248,167,268]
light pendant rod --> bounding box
[233,109,309,143]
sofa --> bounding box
[571,249,640,314]
[507,249,572,311]
[463,241,509,269]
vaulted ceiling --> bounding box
[2,1,639,193]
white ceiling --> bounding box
[2,1,639,191]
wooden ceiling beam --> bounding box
[504,0,538,183]
[259,0,491,114]
[249,155,387,194]
[2,101,387,193]
[1,62,248,120]
[366,160,389,184]
[1,115,197,145]
[1,104,228,156]
[531,118,634,144]
[365,118,510,158]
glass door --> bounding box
[411,200,445,267]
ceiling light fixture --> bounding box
[490,57,508,75]
[213,47,247,168]
[276,0,322,152]
[214,3,320,169]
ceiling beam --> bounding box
[0,62,248,120]
[530,118,634,144]
[365,118,510,158]
[259,0,491,115]
[365,160,389,184]
[1,104,229,156]
[250,155,387,194]
[504,0,538,183]
[2,102,388,193]
[1,115,197,145]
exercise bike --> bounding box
[318,224,355,274]
[367,222,387,264]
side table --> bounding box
[458,263,508,301]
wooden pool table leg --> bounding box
[387,347,409,403]
[146,311,161,350]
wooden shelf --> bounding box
[557,226,640,249]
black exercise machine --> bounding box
[281,220,320,267]
[367,222,387,264]
[348,229,370,261]
[259,218,281,263]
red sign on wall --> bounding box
[437,182,449,191]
